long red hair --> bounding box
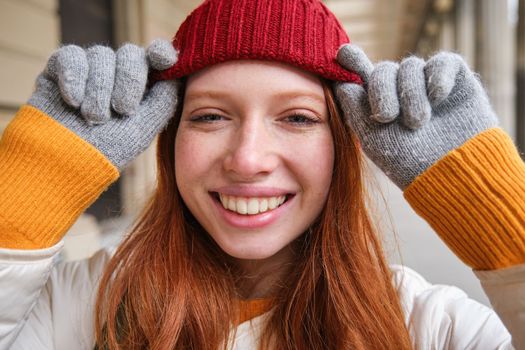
[94,78,413,349]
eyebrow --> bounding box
[185,90,325,104]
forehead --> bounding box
[185,60,325,100]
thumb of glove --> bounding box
[334,82,372,136]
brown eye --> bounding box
[190,114,226,123]
[285,113,320,125]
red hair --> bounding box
[94,78,412,349]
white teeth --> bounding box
[218,194,288,215]
[247,198,259,215]
[237,199,247,214]
[260,199,268,212]
[227,198,236,211]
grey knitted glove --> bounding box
[334,44,499,189]
[27,39,179,171]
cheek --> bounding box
[291,133,334,198]
[174,130,207,198]
[174,131,191,189]
[174,129,226,204]
[316,136,335,184]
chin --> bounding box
[216,239,286,260]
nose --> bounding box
[223,117,279,180]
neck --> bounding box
[233,243,297,299]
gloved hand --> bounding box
[27,39,179,171]
[334,44,499,189]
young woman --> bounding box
[1,0,524,349]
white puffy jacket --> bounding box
[1,241,524,350]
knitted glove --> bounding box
[334,44,499,189]
[27,39,179,171]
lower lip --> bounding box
[210,193,294,229]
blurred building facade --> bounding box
[0,0,521,304]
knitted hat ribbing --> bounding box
[152,0,362,83]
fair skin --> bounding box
[175,60,335,298]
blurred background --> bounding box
[0,0,521,306]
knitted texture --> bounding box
[0,40,178,249]
[335,45,498,189]
[0,106,119,249]
[28,43,180,170]
[152,0,362,83]
[404,128,525,270]
[236,298,274,325]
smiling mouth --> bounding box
[211,192,293,215]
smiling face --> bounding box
[175,60,334,262]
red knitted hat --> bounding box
[152,0,362,84]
